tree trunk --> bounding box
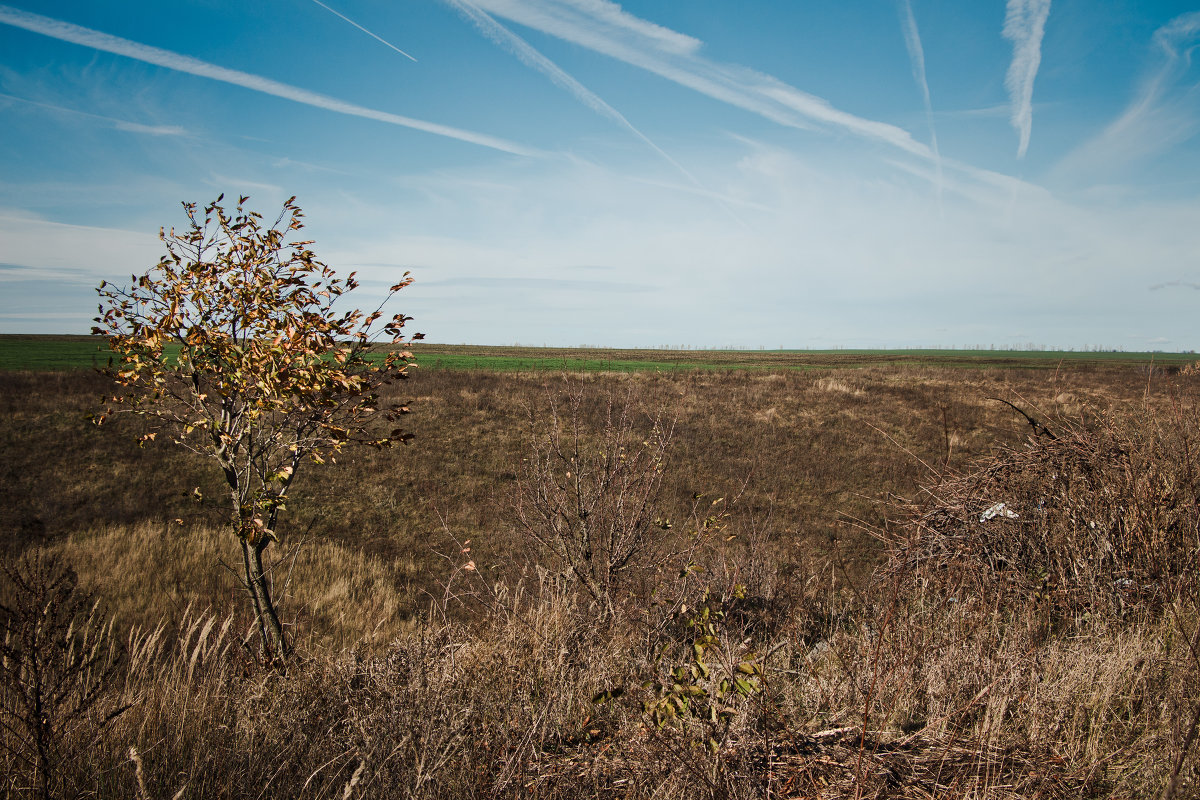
[240,538,289,661]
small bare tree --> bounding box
[513,380,672,617]
[93,195,419,660]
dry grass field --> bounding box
[2,353,1198,798]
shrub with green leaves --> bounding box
[641,585,764,755]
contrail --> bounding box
[0,91,187,135]
[442,0,742,222]
[445,0,629,124]
[898,0,943,204]
[470,0,933,159]
[0,4,537,156]
[1002,0,1052,159]
[310,0,418,62]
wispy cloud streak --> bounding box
[470,0,933,159]
[1053,12,1200,182]
[1002,0,1052,159]
[1140,12,1200,115]
[492,0,701,57]
[1153,12,1200,60]
[310,0,418,62]
[442,0,718,201]
[1150,280,1200,291]
[0,91,187,135]
[0,4,536,156]
[0,211,163,278]
[898,0,942,199]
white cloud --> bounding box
[502,0,702,57]
[0,90,188,136]
[113,120,186,135]
[1053,11,1200,184]
[461,1,1043,205]
[443,0,710,194]
[291,141,1200,348]
[1002,0,1052,158]
[470,0,931,157]
[897,0,942,198]
[1153,12,1200,60]
[0,211,163,281]
[0,4,539,156]
[4,141,1197,346]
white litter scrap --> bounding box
[980,502,1019,522]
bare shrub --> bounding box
[895,401,1200,623]
[512,379,674,617]
[844,396,1200,796]
[0,552,125,800]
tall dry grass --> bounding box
[3,364,1199,797]
[38,522,419,654]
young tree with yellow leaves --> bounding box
[94,195,419,661]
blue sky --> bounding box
[1,0,1198,349]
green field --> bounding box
[0,335,117,371]
[3,334,1198,372]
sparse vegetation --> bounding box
[2,350,1198,797]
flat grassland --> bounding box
[2,336,1198,798]
[4,333,1197,372]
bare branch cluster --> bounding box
[1,552,125,800]
[513,380,673,617]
